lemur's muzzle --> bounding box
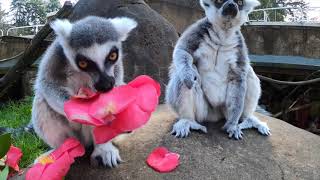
[222,2,238,18]
[94,74,115,93]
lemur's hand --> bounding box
[179,66,199,89]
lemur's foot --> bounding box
[223,124,243,140]
[238,117,271,136]
[257,122,271,136]
[91,142,122,168]
[171,119,207,138]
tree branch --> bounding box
[0,1,73,97]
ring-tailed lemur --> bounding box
[166,0,271,139]
[32,16,137,167]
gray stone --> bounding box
[65,105,320,180]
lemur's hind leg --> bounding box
[239,116,271,136]
[239,67,271,136]
[166,75,208,138]
[32,94,77,148]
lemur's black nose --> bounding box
[94,75,115,93]
[222,3,238,17]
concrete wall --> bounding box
[147,0,320,59]
[0,36,30,60]
[242,25,320,59]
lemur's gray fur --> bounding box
[32,16,137,167]
[166,0,271,139]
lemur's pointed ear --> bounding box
[244,0,261,13]
[110,17,138,41]
[50,19,73,38]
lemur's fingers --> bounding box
[180,66,199,89]
[91,142,122,168]
[171,119,207,138]
[226,125,243,140]
[189,121,207,133]
[184,78,195,89]
[257,122,271,136]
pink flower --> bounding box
[64,75,161,144]
[146,147,180,173]
[5,146,23,172]
[26,138,85,180]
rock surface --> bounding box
[66,105,320,180]
[69,0,179,101]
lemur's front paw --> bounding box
[224,124,243,140]
[171,119,207,138]
[257,122,271,136]
[180,67,199,89]
[91,142,122,168]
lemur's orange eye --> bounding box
[216,0,224,3]
[108,52,118,61]
[78,60,88,69]
[238,0,243,6]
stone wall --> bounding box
[146,0,320,59]
[242,25,320,59]
[0,36,30,59]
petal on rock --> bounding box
[146,147,180,173]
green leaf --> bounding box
[0,134,11,159]
[0,166,9,180]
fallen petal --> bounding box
[146,147,180,173]
[5,146,23,172]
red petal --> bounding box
[128,75,161,96]
[51,138,85,160]
[89,86,137,121]
[134,84,159,112]
[40,153,72,180]
[26,164,47,180]
[64,98,104,126]
[72,88,98,99]
[112,103,151,132]
[93,126,121,144]
[26,138,85,180]
[5,146,23,171]
[146,147,180,173]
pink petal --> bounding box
[26,138,85,180]
[112,103,151,132]
[93,126,121,144]
[72,88,98,100]
[26,164,47,180]
[146,147,180,173]
[89,86,137,122]
[128,75,161,97]
[51,138,85,160]
[134,84,159,112]
[64,98,104,126]
[40,153,72,180]
[5,146,23,171]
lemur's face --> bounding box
[200,0,260,29]
[51,16,137,92]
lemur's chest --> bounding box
[194,42,238,81]
[193,41,239,106]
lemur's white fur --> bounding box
[32,16,137,168]
[109,17,138,41]
[166,0,270,139]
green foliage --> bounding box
[0,134,11,159]
[249,0,308,22]
[0,166,9,180]
[46,0,61,13]
[0,97,48,168]
[11,0,47,26]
